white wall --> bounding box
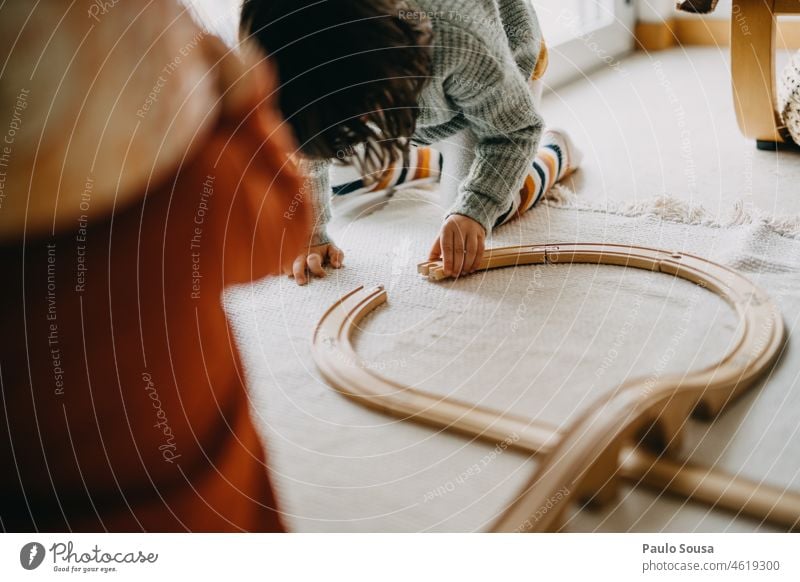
[637,0,674,23]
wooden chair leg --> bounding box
[731,0,787,145]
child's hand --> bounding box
[286,243,344,285]
[428,214,486,278]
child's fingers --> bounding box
[441,229,455,276]
[464,234,479,274]
[428,237,442,261]
[293,255,308,285]
[329,246,344,268]
[470,235,485,273]
[307,253,326,278]
[452,231,466,276]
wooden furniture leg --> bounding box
[730,0,800,149]
[731,0,783,147]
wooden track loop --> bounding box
[312,243,799,531]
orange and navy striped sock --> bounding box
[332,146,443,197]
[495,129,582,227]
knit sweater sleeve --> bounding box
[443,24,544,234]
[296,156,333,246]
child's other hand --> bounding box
[286,243,344,285]
[429,215,486,278]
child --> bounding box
[241,0,580,283]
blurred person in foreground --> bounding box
[0,0,310,531]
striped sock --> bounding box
[332,146,443,197]
[495,129,582,227]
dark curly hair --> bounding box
[241,0,433,181]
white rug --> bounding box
[226,185,800,532]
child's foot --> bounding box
[541,128,582,180]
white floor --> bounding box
[541,47,800,219]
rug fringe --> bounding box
[543,185,800,239]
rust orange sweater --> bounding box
[0,85,309,532]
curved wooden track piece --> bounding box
[312,243,798,531]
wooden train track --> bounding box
[312,243,798,531]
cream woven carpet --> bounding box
[225,180,800,533]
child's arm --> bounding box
[450,78,543,231]
[430,31,545,276]
[290,157,344,285]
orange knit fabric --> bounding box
[0,85,310,532]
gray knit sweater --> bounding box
[302,0,545,245]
